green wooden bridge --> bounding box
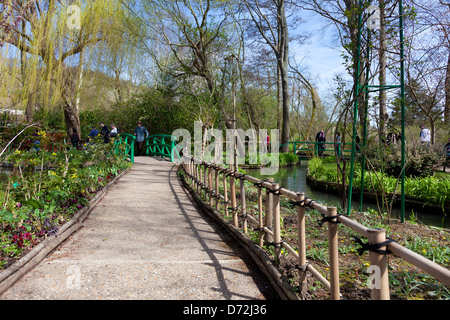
[289,141,353,160]
[114,134,353,163]
[113,133,183,163]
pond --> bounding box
[245,163,450,229]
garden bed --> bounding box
[0,167,129,293]
[306,174,450,214]
[1,133,132,272]
[179,166,450,300]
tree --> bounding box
[242,0,293,152]
[298,0,371,133]
[412,0,450,125]
[126,0,236,130]
[0,0,121,135]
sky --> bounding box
[289,10,350,98]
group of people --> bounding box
[69,122,119,149]
[68,120,150,155]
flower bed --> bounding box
[0,133,132,269]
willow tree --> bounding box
[0,0,122,135]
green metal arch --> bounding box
[144,134,182,162]
[113,133,135,163]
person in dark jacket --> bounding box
[315,130,326,157]
[87,126,99,143]
[70,129,80,149]
[99,122,110,143]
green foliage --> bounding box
[308,157,326,180]
[308,158,450,210]
[279,153,299,166]
[0,132,131,267]
[366,143,443,178]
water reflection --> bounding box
[246,164,450,229]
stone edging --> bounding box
[177,167,299,301]
[0,168,129,294]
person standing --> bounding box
[110,123,119,138]
[70,129,80,149]
[419,124,431,146]
[335,131,341,158]
[99,122,110,143]
[315,130,326,157]
[87,126,99,143]
[134,121,149,156]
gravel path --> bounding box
[1,157,277,300]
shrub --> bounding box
[366,143,442,178]
[279,152,299,166]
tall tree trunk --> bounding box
[279,0,290,153]
[277,62,282,133]
[345,0,367,131]
[60,73,81,137]
[445,48,450,124]
[379,0,388,141]
[75,48,85,115]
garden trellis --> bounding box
[347,0,407,223]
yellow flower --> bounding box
[52,152,57,156]
[422,249,426,254]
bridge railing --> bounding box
[179,156,450,300]
[113,133,135,163]
[289,141,353,158]
[144,134,182,162]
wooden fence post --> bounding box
[208,165,213,206]
[203,164,208,199]
[264,178,274,243]
[258,184,264,247]
[223,170,228,216]
[296,192,307,293]
[196,162,201,194]
[272,182,281,263]
[240,176,247,233]
[326,206,340,300]
[367,228,390,300]
[215,166,220,211]
[230,172,238,228]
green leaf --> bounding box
[23,199,44,210]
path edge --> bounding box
[0,168,130,295]
[177,167,299,301]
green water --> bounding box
[246,164,450,229]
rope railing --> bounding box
[179,155,450,300]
